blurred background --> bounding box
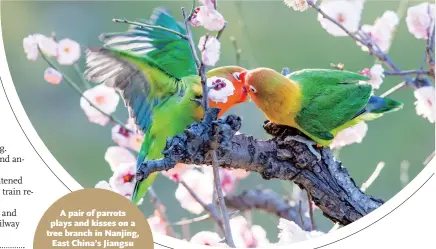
[1,0,434,242]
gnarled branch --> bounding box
[137,108,384,225]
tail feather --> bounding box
[358,95,403,121]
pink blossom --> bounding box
[57,38,81,65]
[198,0,215,9]
[219,169,238,195]
[277,218,324,244]
[207,76,235,103]
[195,6,226,31]
[317,0,363,37]
[330,121,368,149]
[128,133,143,152]
[23,34,57,60]
[284,0,317,12]
[104,146,136,171]
[358,11,400,52]
[111,124,131,148]
[80,84,120,126]
[198,35,221,66]
[414,86,435,123]
[44,67,63,85]
[147,211,167,235]
[230,216,270,248]
[95,179,143,205]
[190,231,228,247]
[161,163,194,182]
[175,170,214,214]
[359,64,385,89]
[406,3,435,40]
[109,162,136,197]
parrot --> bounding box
[84,8,248,205]
[240,67,403,158]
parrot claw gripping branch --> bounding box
[138,108,384,226]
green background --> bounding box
[1,0,434,241]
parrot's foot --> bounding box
[287,135,322,161]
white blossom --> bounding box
[277,218,325,245]
[207,76,235,103]
[317,0,363,37]
[360,64,385,89]
[406,2,435,40]
[57,38,81,65]
[198,35,221,66]
[190,231,228,247]
[175,170,213,214]
[414,86,436,123]
[44,67,63,85]
[80,84,120,126]
[330,121,368,149]
[195,6,226,31]
[284,0,317,12]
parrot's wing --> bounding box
[84,47,180,134]
[100,7,197,80]
[289,69,372,141]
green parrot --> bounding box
[241,68,403,156]
[85,8,248,204]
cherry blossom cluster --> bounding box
[285,0,435,149]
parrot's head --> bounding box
[205,66,249,116]
[240,67,287,104]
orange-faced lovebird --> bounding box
[240,68,403,159]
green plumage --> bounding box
[288,69,403,145]
[85,8,204,204]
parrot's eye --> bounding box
[232,72,241,81]
[249,85,257,93]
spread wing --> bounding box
[100,7,197,80]
[84,48,181,134]
[289,69,372,140]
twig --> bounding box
[298,200,305,229]
[385,70,430,76]
[306,191,316,231]
[37,46,130,130]
[149,187,176,237]
[179,180,225,233]
[307,0,416,87]
[216,22,227,40]
[211,151,235,247]
[181,8,201,69]
[171,214,211,226]
[230,36,242,66]
[361,162,385,192]
[112,18,188,40]
[73,63,92,89]
[380,81,406,98]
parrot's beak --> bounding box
[240,70,248,83]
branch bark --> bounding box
[224,188,312,231]
[137,108,384,226]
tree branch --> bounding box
[307,0,417,87]
[137,109,384,225]
[224,188,312,231]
